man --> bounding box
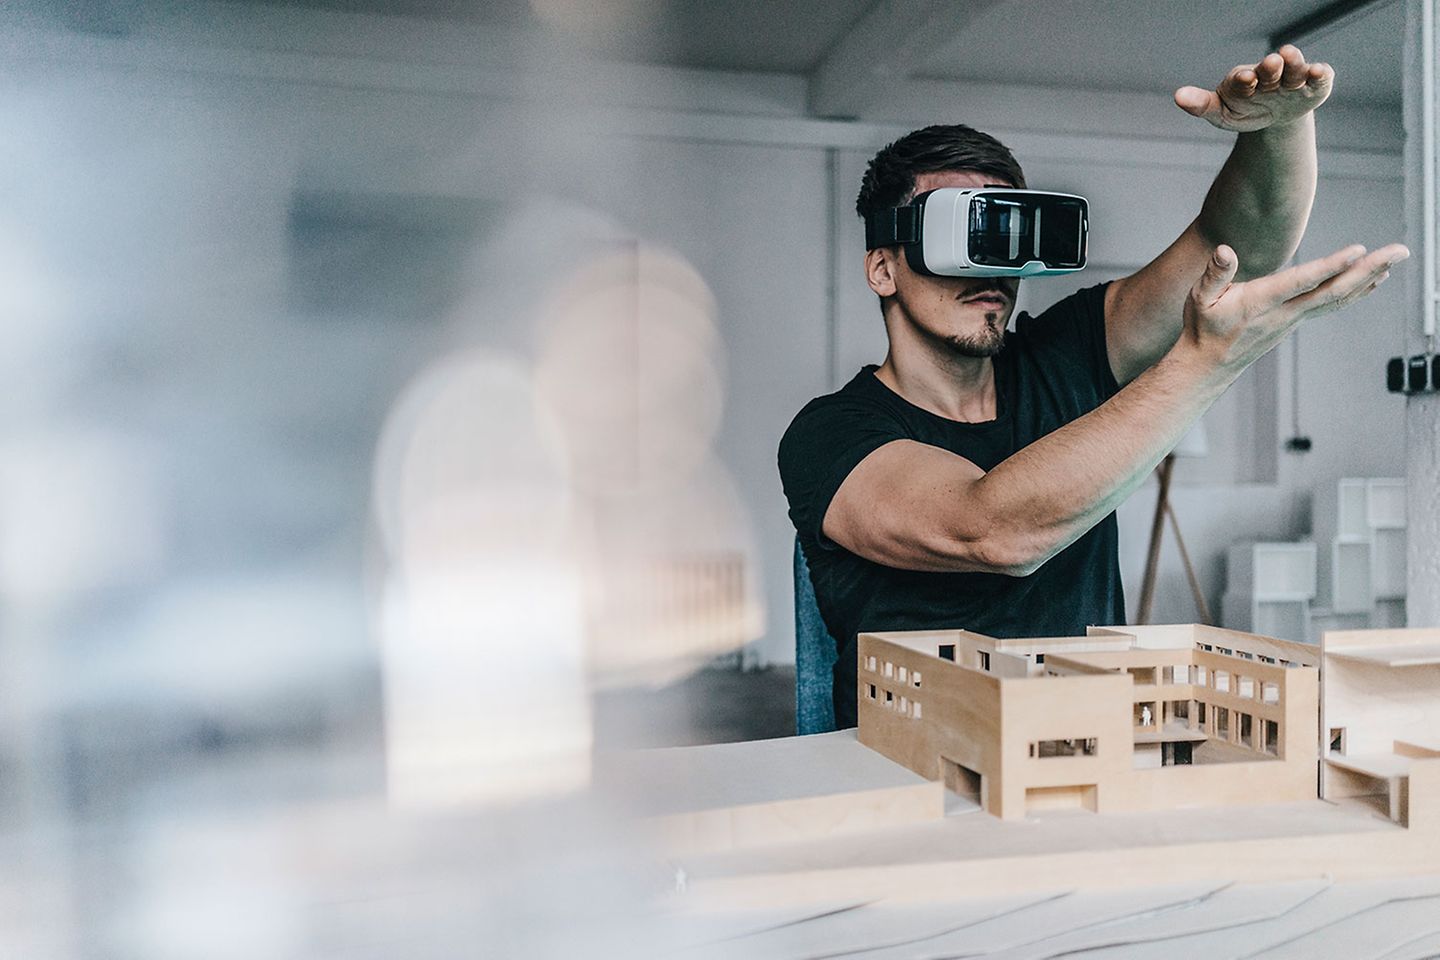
[779,46,1408,728]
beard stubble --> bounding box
[944,309,1007,358]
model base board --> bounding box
[595,730,943,856]
[615,625,1440,908]
[620,728,1439,909]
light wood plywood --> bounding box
[1325,628,1440,650]
[628,627,1440,914]
[598,730,944,856]
[675,786,1440,910]
[1328,752,1414,779]
[1326,642,1440,667]
[1322,628,1440,805]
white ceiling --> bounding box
[217,0,876,73]
[916,0,1404,107]
[216,0,1407,108]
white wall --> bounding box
[1402,0,1440,629]
[1,2,1408,678]
[1,5,842,687]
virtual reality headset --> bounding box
[864,188,1089,278]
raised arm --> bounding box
[825,242,1406,575]
[1105,45,1332,385]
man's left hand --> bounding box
[1175,44,1333,132]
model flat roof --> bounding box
[1325,643,1440,667]
[1326,752,1414,779]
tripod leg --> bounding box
[1136,455,1174,624]
[1165,501,1213,625]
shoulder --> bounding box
[780,368,905,455]
[1013,281,1111,340]
[778,369,913,496]
[778,368,916,541]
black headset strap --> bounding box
[864,205,921,250]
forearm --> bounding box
[963,342,1233,573]
[1195,114,1317,276]
[1104,115,1320,384]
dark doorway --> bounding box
[1163,741,1194,766]
[940,756,983,809]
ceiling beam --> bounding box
[807,0,1006,119]
[1268,0,1397,49]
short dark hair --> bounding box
[855,124,1027,223]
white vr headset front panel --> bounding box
[910,188,1087,278]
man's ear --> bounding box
[865,248,899,297]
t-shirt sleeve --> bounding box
[778,396,906,549]
[1012,281,1120,413]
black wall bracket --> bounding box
[1387,354,1440,394]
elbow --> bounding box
[963,532,1053,578]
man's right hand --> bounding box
[1176,241,1409,377]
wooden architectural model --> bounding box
[857,624,1322,819]
[617,625,1440,906]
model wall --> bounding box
[1324,661,1440,756]
[856,636,999,807]
[995,672,1134,818]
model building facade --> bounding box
[857,624,1328,820]
[1319,629,1440,823]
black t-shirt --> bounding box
[779,283,1126,728]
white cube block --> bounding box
[1331,539,1373,614]
[1366,479,1406,530]
[1253,598,1310,642]
[1221,591,1310,642]
[1337,479,1369,540]
[1372,527,1407,599]
[1227,542,1317,600]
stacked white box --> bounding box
[1331,540,1372,613]
[1368,479,1407,599]
[1221,542,1316,642]
[1323,478,1406,621]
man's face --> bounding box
[883,170,1020,359]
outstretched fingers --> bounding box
[1242,244,1367,309]
[1281,243,1410,315]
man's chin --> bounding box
[944,318,1007,358]
[945,333,1006,359]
